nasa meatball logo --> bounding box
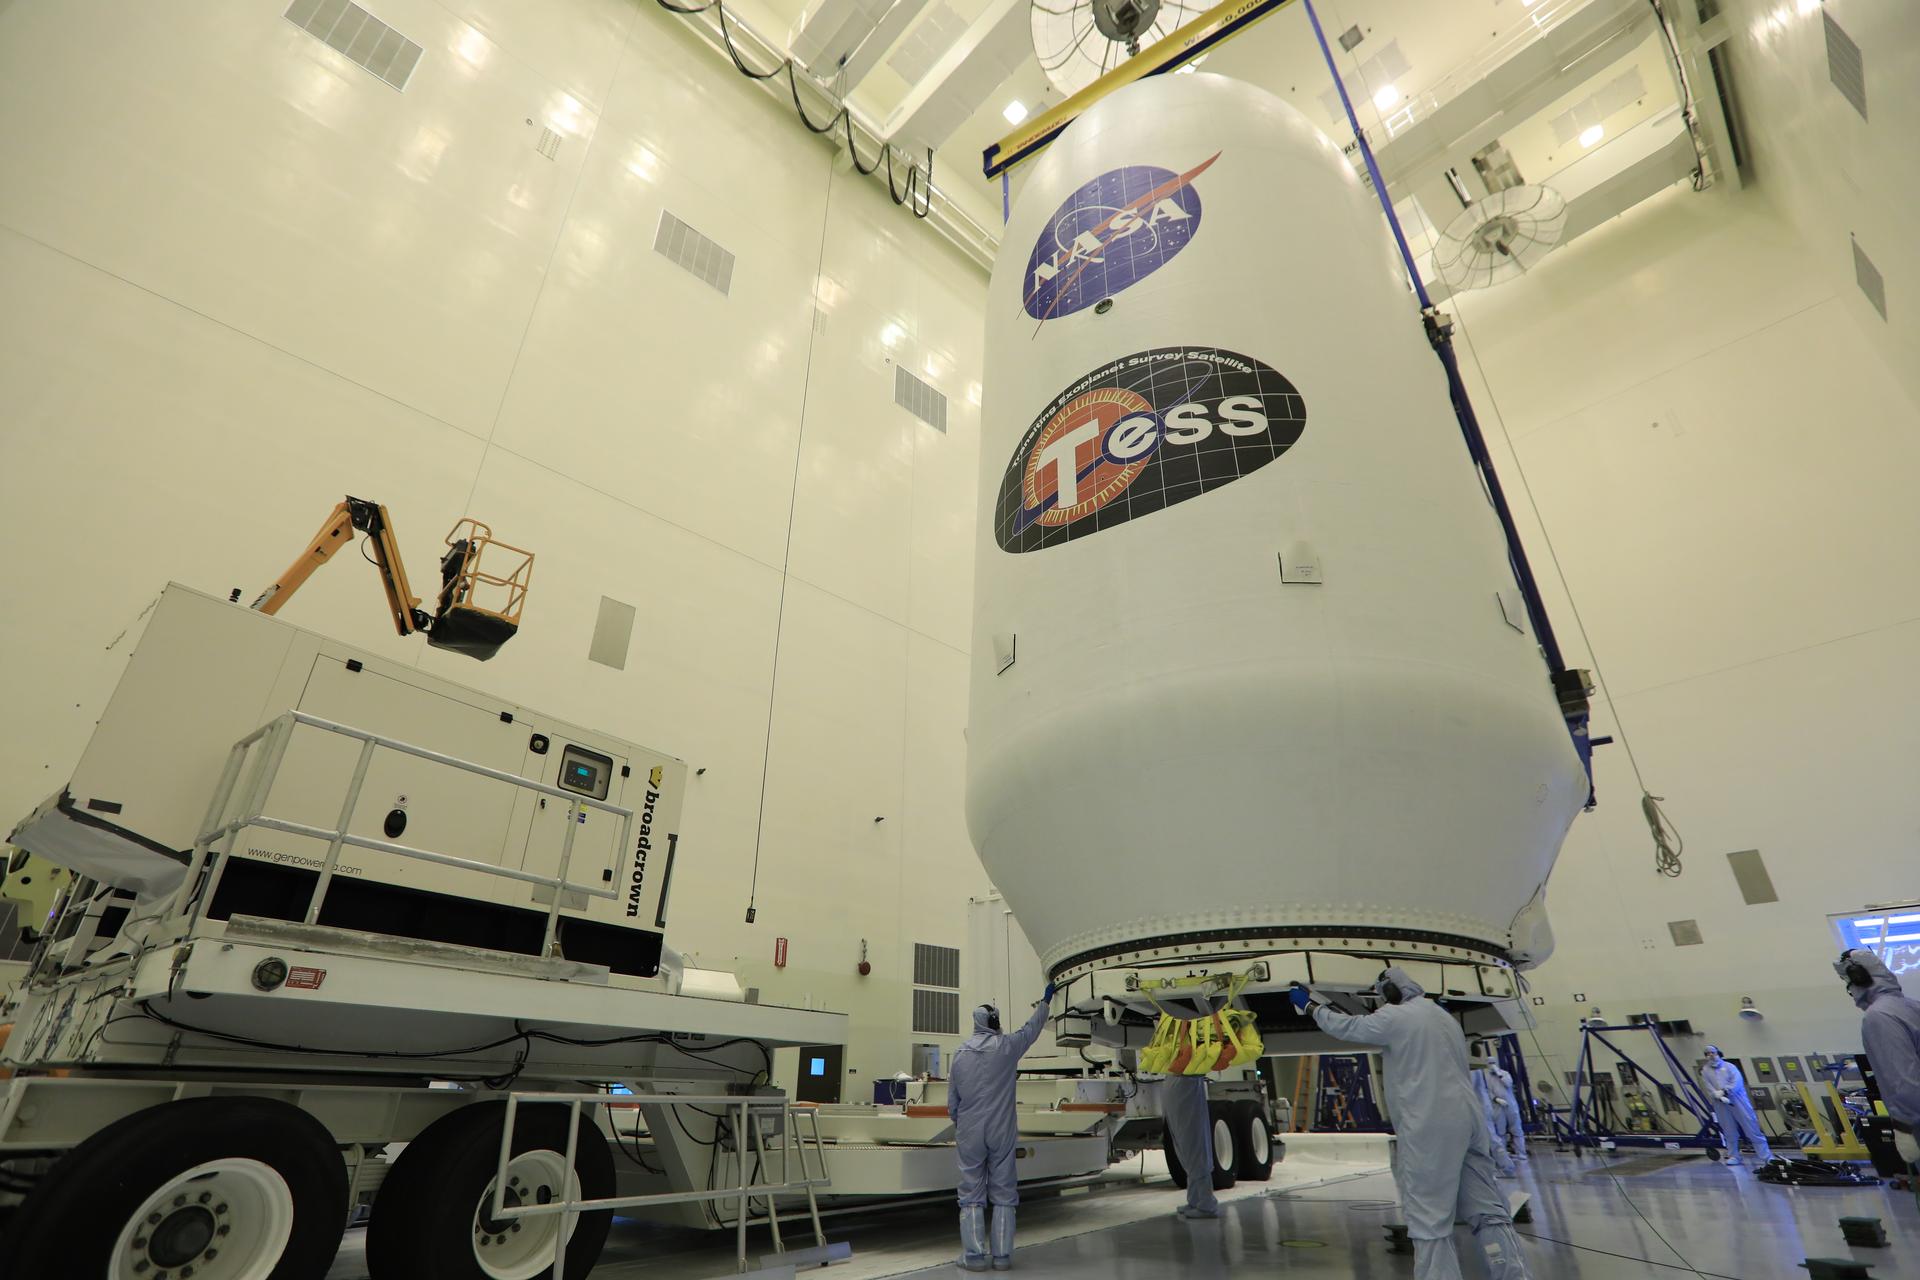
[994,347,1306,553]
[1023,154,1218,322]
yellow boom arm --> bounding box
[249,497,532,661]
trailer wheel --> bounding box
[1207,1104,1238,1189]
[1233,1102,1274,1181]
[1163,1123,1190,1190]
[367,1101,613,1280]
[0,1095,346,1280]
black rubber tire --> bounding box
[1233,1102,1275,1181]
[1207,1103,1238,1190]
[0,1095,346,1280]
[1163,1120,1190,1189]
[367,1101,614,1280]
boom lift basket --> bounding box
[431,518,532,660]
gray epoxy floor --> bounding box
[327,1147,1920,1278]
[878,1153,1919,1279]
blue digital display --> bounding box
[809,1057,827,1077]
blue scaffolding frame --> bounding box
[1565,1020,1724,1152]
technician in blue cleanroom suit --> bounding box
[948,985,1055,1271]
[1472,1065,1516,1177]
[1160,1073,1221,1218]
[1837,949,1920,1170]
[1699,1045,1773,1166]
[1489,1061,1528,1162]
[1292,971,1531,1280]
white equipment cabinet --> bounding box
[14,584,684,976]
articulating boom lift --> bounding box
[249,496,533,660]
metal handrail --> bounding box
[172,711,634,954]
[493,1091,831,1275]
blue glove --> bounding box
[1289,982,1314,1012]
[1042,982,1058,1003]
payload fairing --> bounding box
[965,74,1586,993]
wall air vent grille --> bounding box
[284,0,422,91]
[1852,236,1887,320]
[912,988,960,1035]
[894,365,949,432]
[1823,10,1867,120]
[653,212,735,296]
[914,942,960,989]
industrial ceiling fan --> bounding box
[1431,152,1568,292]
[1031,0,1205,97]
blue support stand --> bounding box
[1566,1019,1725,1153]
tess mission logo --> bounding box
[993,348,1307,554]
[1022,153,1220,322]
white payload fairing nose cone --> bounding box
[964,73,1587,986]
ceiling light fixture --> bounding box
[1002,100,1029,126]
[1578,123,1605,148]
[1373,83,1402,110]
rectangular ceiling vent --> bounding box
[284,0,422,91]
[912,988,960,1035]
[913,942,960,989]
[1338,24,1365,53]
[1852,236,1887,320]
[535,126,562,161]
[894,365,948,432]
[1727,849,1780,905]
[888,2,970,85]
[653,211,735,297]
[1823,10,1867,120]
[1668,919,1705,947]
[588,596,635,670]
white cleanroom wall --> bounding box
[0,0,991,1093]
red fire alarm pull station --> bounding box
[775,937,788,968]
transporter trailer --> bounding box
[0,584,853,1279]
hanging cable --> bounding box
[1304,0,1687,873]
[1302,0,1606,806]
[1647,0,1712,192]
[653,0,933,216]
[1446,304,1685,876]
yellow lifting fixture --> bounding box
[249,497,533,661]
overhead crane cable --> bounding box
[1445,299,1682,878]
[1303,0,1683,874]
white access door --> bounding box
[248,655,529,905]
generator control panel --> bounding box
[1753,1057,1777,1083]
[1779,1056,1806,1083]
[1751,1086,1775,1111]
[558,744,613,800]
